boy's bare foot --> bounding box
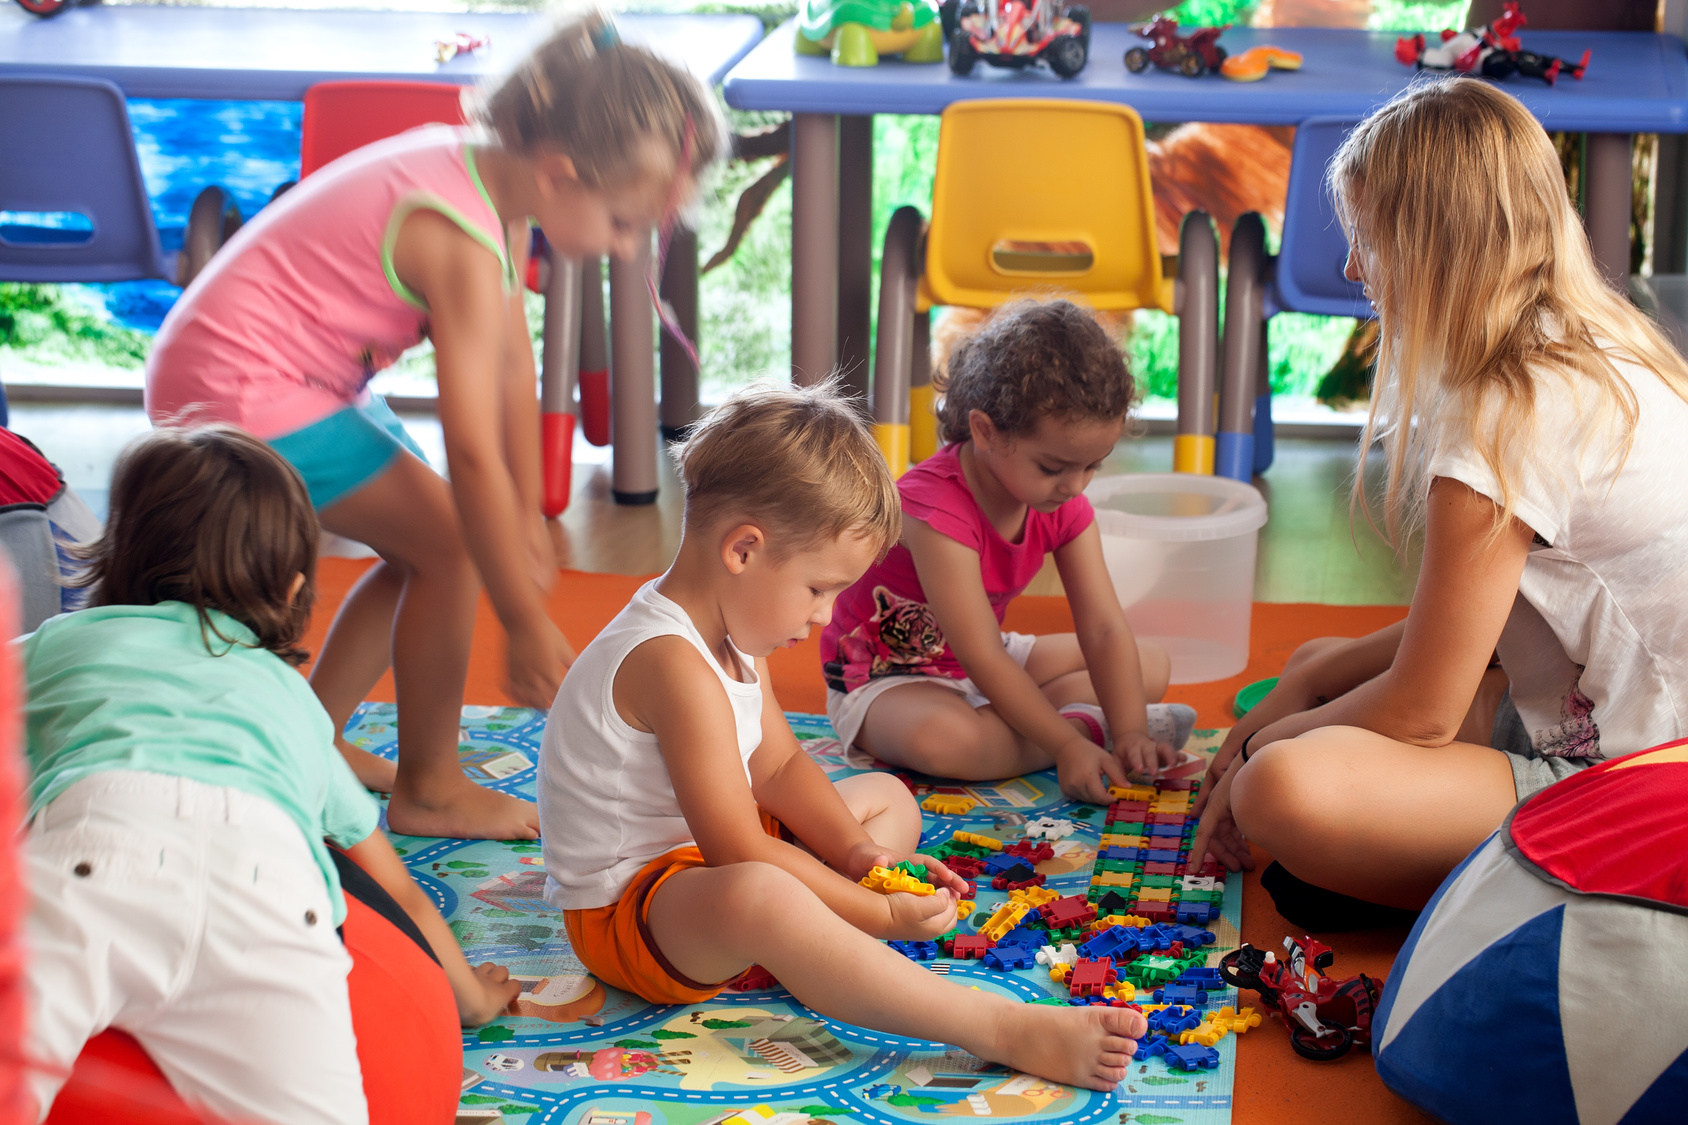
[337,737,398,793]
[387,777,539,840]
[979,1002,1145,1091]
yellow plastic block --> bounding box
[952,831,1003,852]
[1095,872,1136,888]
[1103,980,1136,1003]
[858,865,935,896]
[1010,885,1060,908]
[1049,963,1071,983]
[1179,1023,1229,1048]
[1135,887,1173,903]
[1208,1005,1263,1034]
[922,793,978,815]
[979,901,1031,942]
[1100,833,1148,849]
[1111,784,1157,802]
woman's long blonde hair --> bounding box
[1330,78,1688,547]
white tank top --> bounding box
[538,580,764,910]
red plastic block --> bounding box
[1068,957,1119,998]
[1038,895,1098,930]
[1145,862,1180,876]
[947,934,994,959]
[1005,840,1055,863]
[1134,901,1175,922]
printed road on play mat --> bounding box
[346,704,1246,1125]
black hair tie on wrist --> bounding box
[1239,731,1259,762]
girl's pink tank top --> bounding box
[145,125,514,440]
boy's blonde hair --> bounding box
[673,382,902,557]
[472,8,727,191]
[1331,77,1688,546]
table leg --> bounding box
[1584,132,1633,291]
[1174,211,1220,475]
[609,231,658,505]
[539,254,582,518]
[658,225,701,440]
[791,113,840,386]
[579,256,611,447]
[1217,212,1267,482]
[837,115,874,400]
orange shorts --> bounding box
[562,811,788,1006]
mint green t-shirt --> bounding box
[22,601,380,925]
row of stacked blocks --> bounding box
[885,776,1257,1073]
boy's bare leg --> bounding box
[645,863,1143,1091]
[320,454,539,840]
[831,772,922,852]
[308,560,401,792]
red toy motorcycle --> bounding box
[1219,936,1383,1061]
[1124,15,1227,78]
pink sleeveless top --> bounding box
[145,126,513,440]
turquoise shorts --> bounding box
[268,397,427,511]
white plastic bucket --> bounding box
[1084,473,1267,684]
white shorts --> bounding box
[826,630,1039,750]
[26,771,369,1125]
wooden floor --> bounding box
[15,402,1417,606]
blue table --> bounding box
[724,20,1688,380]
[0,4,764,503]
[0,5,764,96]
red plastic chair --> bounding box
[297,81,468,179]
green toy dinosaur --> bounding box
[795,0,945,67]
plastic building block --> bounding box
[977,901,1031,942]
[896,861,928,880]
[951,831,1003,852]
[1138,1033,1170,1058]
[946,934,993,959]
[1010,885,1060,908]
[1111,784,1156,801]
[989,860,1036,884]
[1146,1005,1204,1036]
[1136,887,1173,902]
[1024,816,1075,840]
[1100,846,1148,863]
[992,872,1046,892]
[1035,942,1079,969]
[1145,849,1182,864]
[727,964,781,991]
[1165,1044,1221,1072]
[983,945,1037,972]
[956,900,976,919]
[995,922,1047,950]
[1038,895,1098,930]
[945,856,988,880]
[1152,984,1210,1008]
[890,939,942,961]
[922,793,978,815]
[1078,925,1141,962]
[1067,957,1118,998]
[1176,901,1220,925]
[1004,839,1055,863]
[859,866,935,896]
[1177,967,1227,991]
[1166,924,1217,948]
[1208,1005,1263,1034]
[1096,889,1133,915]
[1103,980,1137,1003]
[1181,876,1220,892]
[1179,1021,1230,1047]
[1147,822,1185,838]
[1133,901,1175,923]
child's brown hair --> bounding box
[673,381,901,557]
[473,8,727,191]
[935,298,1137,444]
[77,426,319,665]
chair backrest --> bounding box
[1271,116,1371,319]
[0,75,166,284]
[921,99,1173,314]
[299,81,470,179]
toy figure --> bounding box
[795,0,947,67]
[1395,3,1589,85]
[1219,936,1383,1060]
[434,32,491,64]
[948,0,1091,80]
[1124,15,1227,78]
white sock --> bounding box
[1059,702,1198,752]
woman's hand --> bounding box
[505,617,574,707]
[1196,676,1311,815]
[1188,753,1255,873]
[457,960,523,1027]
[881,887,960,942]
[527,514,559,596]
[841,840,971,899]
[1055,736,1126,806]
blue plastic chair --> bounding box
[1217,117,1372,481]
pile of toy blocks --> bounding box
[1089,778,1224,927]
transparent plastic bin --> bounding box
[1084,473,1268,684]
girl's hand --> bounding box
[458,960,523,1027]
[882,887,959,941]
[505,618,575,708]
[1188,753,1255,874]
[1055,736,1126,806]
[843,840,970,899]
[1115,729,1173,782]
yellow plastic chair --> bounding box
[872,99,1219,476]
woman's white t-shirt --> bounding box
[1427,352,1688,761]
[538,580,764,910]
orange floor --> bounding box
[303,560,1430,1125]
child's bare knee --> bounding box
[904,709,984,774]
[713,861,803,915]
[1230,739,1327,846]
[857,770,919,817]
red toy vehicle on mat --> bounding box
[1124,15,1227,78]
[1219,936,1383,1061]
[948,0,1091,80]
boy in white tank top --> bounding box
[537,383,1146,1091]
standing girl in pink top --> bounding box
[822,300,1196,805]
[146,12,725,840]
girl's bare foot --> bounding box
[387,776,539,840]
[978,1002,1145,1092]
[337,737,398,793]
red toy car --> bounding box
[1219,937,1383,1061]
[947,0,1091,80]
[1124,15,1227,78]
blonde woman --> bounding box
[1191,78,1688,924]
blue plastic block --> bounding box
[982,854,1025,875]
[889,939,941,961]
[1176,901,1220,925]
[1148,822,1183,837]
[1167,924,1218,948]
[1078,925,1141,961]
[1101,846,1148,863]
[1165,1043,1222,1072]
[1147,1005,1204,1036]
[1152,984,1211,1008]
[1138,1033,1170,1058]
[983,945,1037,972]
[996,922,1046,949]
[1146,849,1183,864]
[1138,924,1180,952]
[1177,967,1227,991]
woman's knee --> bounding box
[1229,736,1341,848]
[1281,636,1345,679]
